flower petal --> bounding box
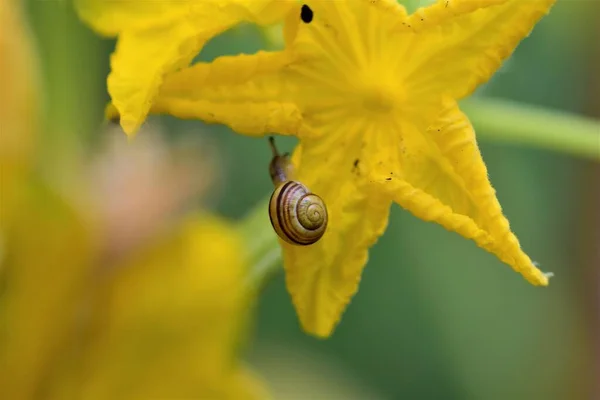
[75,0,191,36]
[76,0,294,35]
[0,0,39,224]
[0,182,93,398]
[281,124,391,338]
[373,99,548,286]
[146,51,307,136]
[80,215,261,398]
[75,0,295,135]
[106,28,200,135]
[404,0,556,100]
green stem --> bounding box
[239,198,281,291]
[241,99,600,291]
[462,98,600,161]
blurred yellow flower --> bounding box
[74,0,295,135]
[97,0,557,337]
[0,0,40,226]
[1,3,267,398]
[76,215,266,400]
[1,198,268,399]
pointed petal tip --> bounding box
[298,316,337,340]
[104,102,140,136]
[526,266,551,287]
[118,117,140,137]
[530,261,553,286]
[303,328,334,340]
[290,283,347,340]
[291,295,340,339]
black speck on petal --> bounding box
[301,4,313,23]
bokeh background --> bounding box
[13,0,600,398]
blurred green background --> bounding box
[22,0,599,399]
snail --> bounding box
[267,137,328,246]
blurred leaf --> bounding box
[26,0,108,179]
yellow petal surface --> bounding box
[0,0,40,226]
[404,0,556,100]
[281,129,392,337]
[79,215,265,399]
[148,51,306,136]
[75,0,294,135]
[0,181,94,398]
[372,99,549,286]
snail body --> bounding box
[267,138,328,246]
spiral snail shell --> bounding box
[267,137,328,246]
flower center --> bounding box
[359,82,403,114]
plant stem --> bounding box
[239,198,281,291]
[241,99,600,291]
[462,98,600,161]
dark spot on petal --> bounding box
[386,177,392,181]
[301,5,313,23]
[352,159,361,175]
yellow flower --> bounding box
[1,196,267,399]
[0,0,40,226]
[76,215,265,400]
[94,0,556,337]
[74,0,295,135]
[2,2,267,396]
[0,180,93,399]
